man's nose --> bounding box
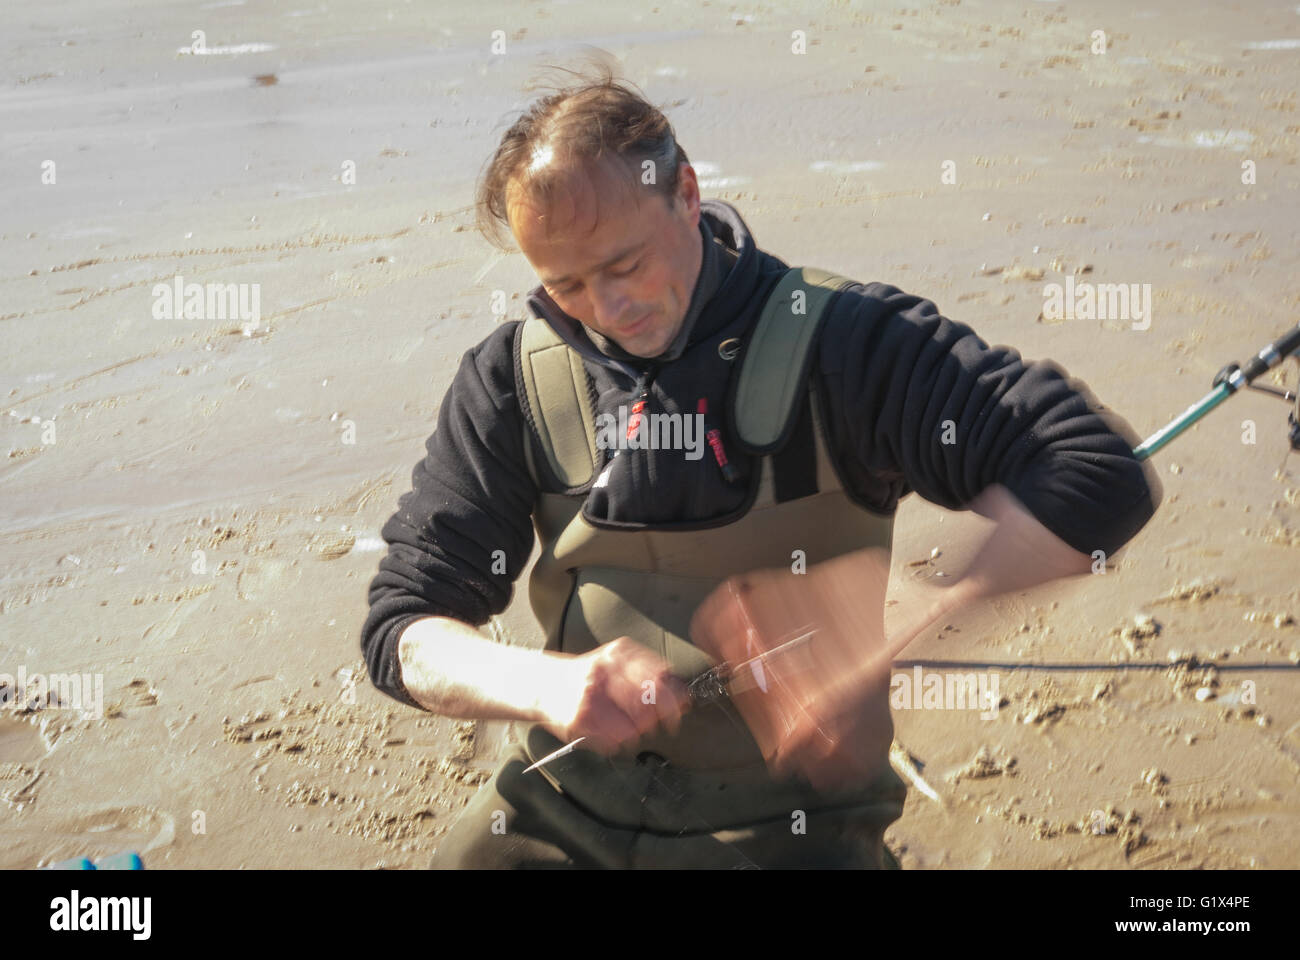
[588,277,630,328]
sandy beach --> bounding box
[2,0,1297,869]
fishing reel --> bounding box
[1135,324,1300,462]
[1213,356,1300,452]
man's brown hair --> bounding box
[474,57,690,250]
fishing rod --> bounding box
[1132,322,1300,460]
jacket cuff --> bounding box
[365,613,433,711]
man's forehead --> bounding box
[507,162,647,276]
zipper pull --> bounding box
[626,366,657,443]
[698,398,741,485]
[627,389,650,442]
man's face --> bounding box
[506,155,703,359]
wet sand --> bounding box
[1,0,1297,868]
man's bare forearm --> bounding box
[886,485,1095,658]
[396,616,567,721]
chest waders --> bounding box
[430,269,907,869]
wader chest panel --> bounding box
[504,266,904,837]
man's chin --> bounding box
[617,333,670,359]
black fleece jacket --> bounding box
[361,200,1162,709]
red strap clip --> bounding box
[627,398,647,441]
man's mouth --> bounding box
[621,310,654,337]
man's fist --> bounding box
[537,637,692,757]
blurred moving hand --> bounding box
[690,485,1094,792]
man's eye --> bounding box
[553,260,638,296]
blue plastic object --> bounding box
[42,851,143,870]
[95,851,143,870]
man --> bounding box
[360,70,1161,868]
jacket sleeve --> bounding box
[817,282,1162,558]
[360,323,538,709]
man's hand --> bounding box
[690,548,895,792]
[690,485,1097,791]
[765,661,895,793]
[536,637,692,757]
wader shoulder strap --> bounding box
[731,267,854,454]
[517,317,600,489]
[741,266,855,504]
[733,265,852,452]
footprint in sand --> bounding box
[0,711,58,813]
[25,806,176,869]
[0,712,52,764]
[236,557,301,602]
[0,762,42,811]
[103,678,161,719]
[308,532,356,561]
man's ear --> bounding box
[675,162,701,222]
